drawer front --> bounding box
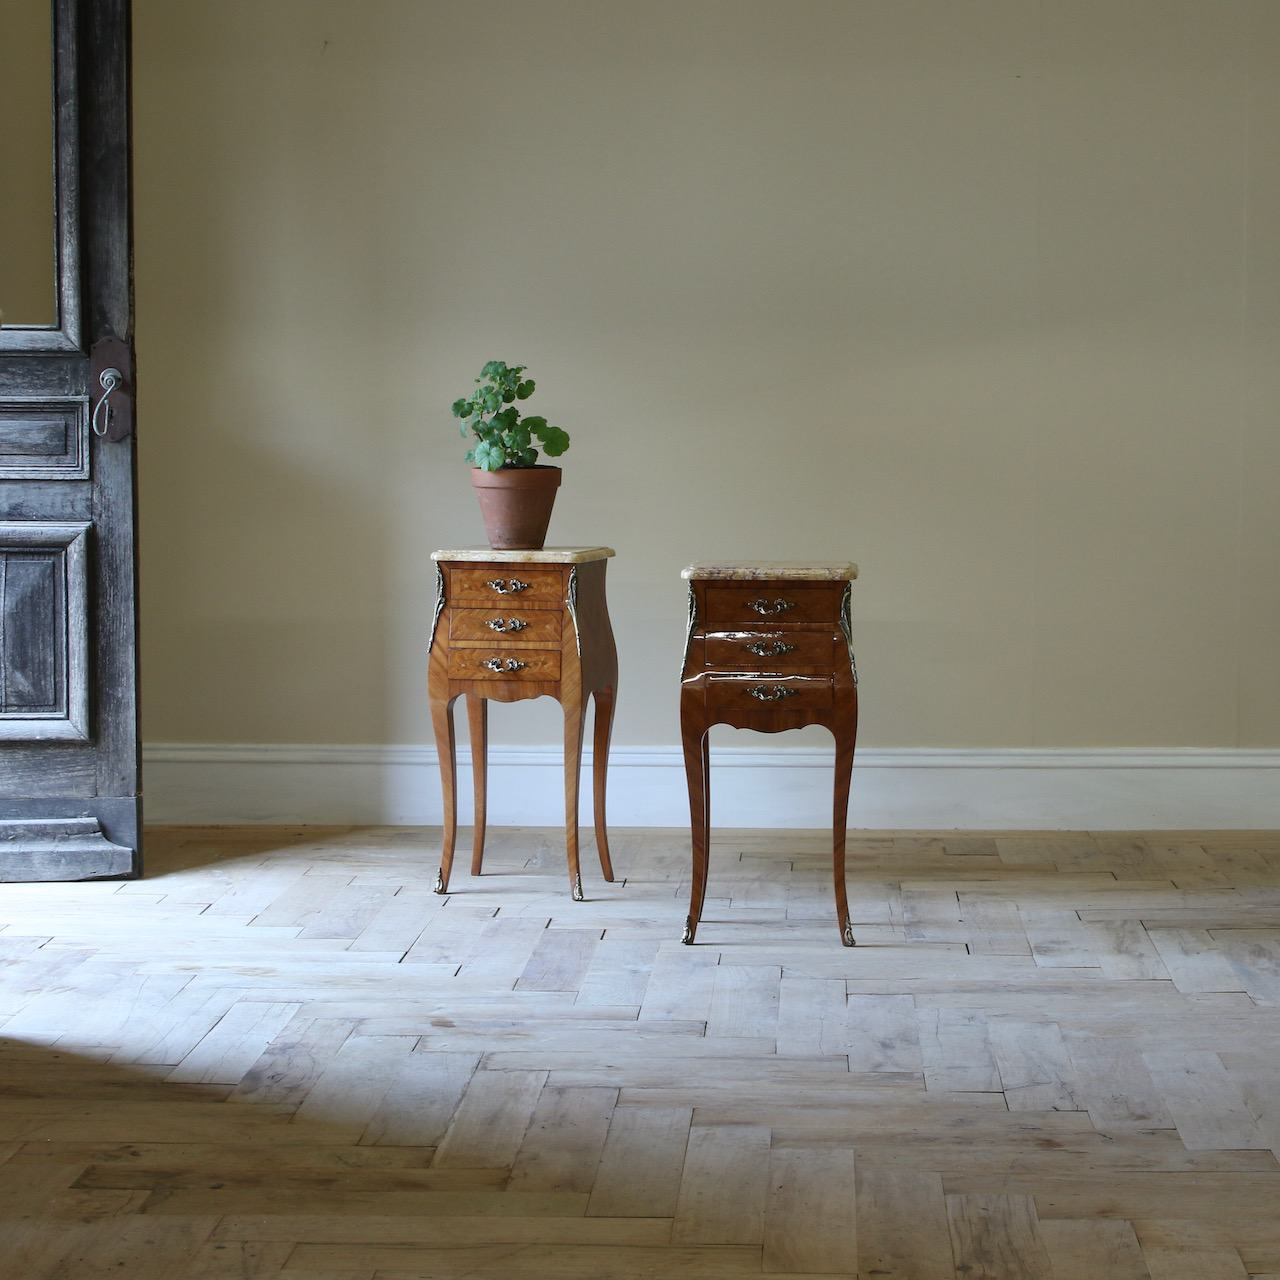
[704,630,835,668]
[450,607,562,644]
[449,567,564,607]
[447,648,561,681]
[705,674,833,710]
[703,584,841,626]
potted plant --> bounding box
[452,360,571,550]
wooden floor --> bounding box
[3,828,1280,1278]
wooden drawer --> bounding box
[704,630,836,668]
[448,566,564,607]
[702,584,841,626]
[450,607,562,644]
[704,674,832,710]
[447,648,561,681]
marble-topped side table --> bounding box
[428,546,617,900]
[679,561,859,945]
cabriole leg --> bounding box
[467,694,488,876]
[592,684,616,882]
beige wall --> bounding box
[133,0,1280,750]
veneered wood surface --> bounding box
[681,574,858,945]
[449,607,563,644]
[430,556,617,897]
[447,567,565,606]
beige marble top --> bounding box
[682,560,857,581]
[432,546,615,564]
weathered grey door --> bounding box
[0,0,139,879]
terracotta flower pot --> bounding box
[470,465,562,550]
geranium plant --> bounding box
[452,360,571,471]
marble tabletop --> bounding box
[681,560,857,581]
[432,546,615,564]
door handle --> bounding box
[91,369,123,436]
[89,336,133,441]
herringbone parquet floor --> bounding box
[3,825,1280,1278]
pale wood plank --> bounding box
[573,938,659,1007]
[706,965,780,1040]
[1147,928,1247,993]
[293,1033,418,1129]
[587,1105,692,1218]
[762,1145,856,1273]
[638,946,718,1023]
[776,976,848,1058]
[946,1193,1054,1280]
[347,887,443,954]
[433,1069,548,1169]
[359,1049,481,1147]
[1142,1051,1270,1151]
[917,1008,1002,1093]
[1039,1218,1151,1280]
[249,874,353,928]
[285,1242,767,1275]
[296,883,399,940]
[845,994,922,1073]
[166,1001,302,1084]
[671,1124,771,1245]
[1065,1035,1176,1130]
[1087,920,1170,981]
[986,1019,1079,1112]
[456,917,552,986]
[855,1168,954,1280]
[960,894,1033,956]
[1020,905,1098,968]
[517,929,602,992]
[509,1085,618,1193]
[1141,1244,1249,1280]
[227,1014,356,1105]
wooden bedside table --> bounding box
[679,561,859,945]
[428,546,617,900]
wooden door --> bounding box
[0,0,139,880]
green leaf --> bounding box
[518,447,538,466]
[516,379,535,399]
[532,423,570,457]
[451,398,471,418]
[509,423,531,452]
[473,440,505,470]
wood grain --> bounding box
[0,823,1278,1276]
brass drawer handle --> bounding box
[486,617,528,632]
[486,578,529,594]
[746,597,795,615]
[481,657,527,673]
[746,640,797,657]
[748,684,797,701]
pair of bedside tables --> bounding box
[428,548,858,945]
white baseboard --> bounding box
[141,743,1280,830]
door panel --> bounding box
[0,522,89,739]
[0,399,90,478]
[0,0,138,878]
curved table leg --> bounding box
[563,690,587,901]
[832,722,856,946]
[467,694,488,876]
[682,711,711,943]
[431,692,459,894]
[592,684,616,883]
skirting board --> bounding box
[142,744,1280,830]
